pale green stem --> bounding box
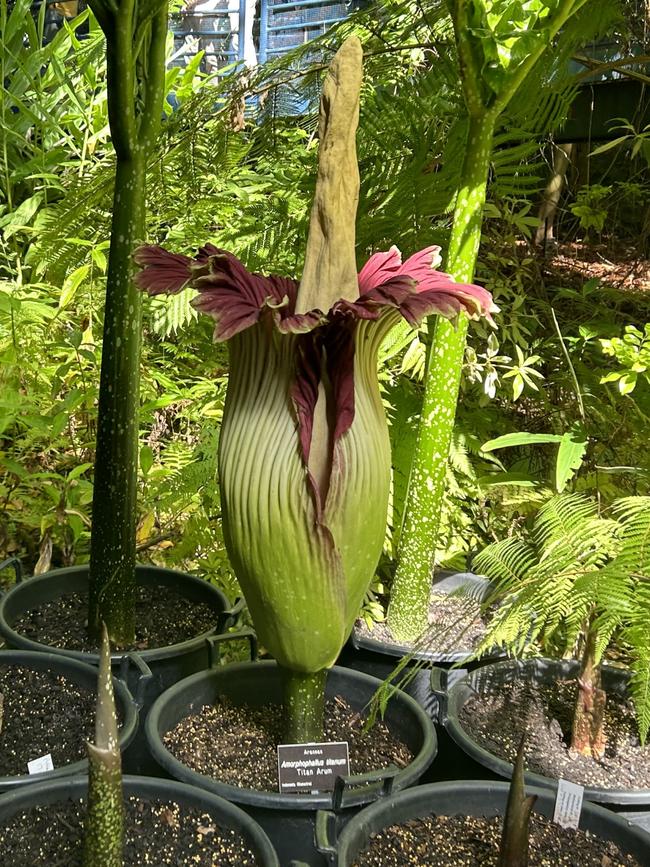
[387,111,495,642]
[282,668,328,743]
[386,0,590,644]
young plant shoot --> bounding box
[136,37,494,742]
[499,735,536,867]
[84,623,123,867]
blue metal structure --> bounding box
[169,0,248,72]
[258,0,361,63]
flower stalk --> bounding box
[498,734,536,867]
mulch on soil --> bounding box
[460,678,650,790]
[351,812,641,866]
[164,695,414,792]
[14,584,218,652]
[0,796,258,866]
[356,592,491,654]
[0,664,106,777]
[541,241,650,294]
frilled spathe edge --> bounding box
[135,242,496,514]
[134,243,497,341]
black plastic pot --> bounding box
[312,781,650,866]
[338,572,502,710]
[145,658,438,866]
[337,571,504,784]
[0,560,234,773]
[0,773,280,865]
[434,657,650,831]
[0,650,137,791]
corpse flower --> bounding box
[136,38,495,742]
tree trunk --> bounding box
[534,143,574,248]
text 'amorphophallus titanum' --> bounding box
[135,37,495,742]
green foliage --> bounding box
[600,324,650,395]
[473,493,650,742]
[569,184,611,234]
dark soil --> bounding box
[0,664,115,777]
[0,795,258,866]
[460,678,650,790]
[164,695,414,792]
[356,592,491,653]
[14,584,218,652]
[351,812,641,866]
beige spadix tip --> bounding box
[295,37,363,314]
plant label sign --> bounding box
[27,753,54,775]
[277,741,349,794]
[553,778,584,829]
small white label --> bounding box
[553,778,584,829]
[27,753,54,775]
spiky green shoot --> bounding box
[83,623,123,867]
[499,734,537,867]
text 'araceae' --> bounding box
[135,37,496,741]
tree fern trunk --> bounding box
[88,155,145,647]
[387,112,495,643]
[571,624,607,758]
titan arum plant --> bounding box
[135,37,495,742]
[387,0,594,643]
[85,0,168,645]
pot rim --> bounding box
[0,649,138,788]
[0,773,279,866]
[0,564,231,665]
[331,780,650,864]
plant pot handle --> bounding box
[205,628,258,667]
[430,665,449,724]
[216,596,246,633]
[0,556,24,590]
[331,764,399,811]
[314,810,338,863]
[117,652,154,710]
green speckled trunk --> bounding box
[87,0,168,646]
[88,155,145,646]
[387,113,496,642]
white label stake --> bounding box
[553,778,584,829]
[27,753,54,775]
